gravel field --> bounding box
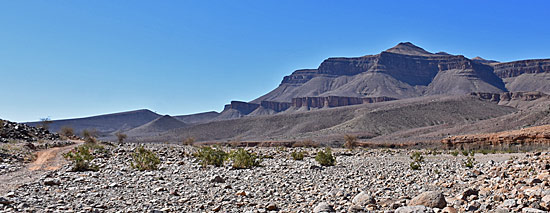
[0,143,549,213]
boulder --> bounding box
[409,191,447,208]
[395,205,434,213]
[352,191,376,206]
[313,202,335,213]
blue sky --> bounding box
[1,0,549,122]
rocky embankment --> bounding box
[442,125,550,147]
[0,119,59,143]
[1,144,549,212]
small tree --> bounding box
[116,132,127,144]
[315,148,336,166]
[39,117,53,130]
[344,135,358,149]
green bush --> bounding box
[291,151,305,160]
[315,148,336,166]
[131,146,161,171]
[63,144,100,171]
[409,151,424,170]
[410,161,421,170]
[462,150,469,156]
[450,150,459,156]
[228,148,261,169]
[464,156,476,168]
[193,146,227,167]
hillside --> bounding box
[134,95,516,143]
[26,109,161,137]
[124,115,187,138]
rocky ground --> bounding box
[0,143,548,213]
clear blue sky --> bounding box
[1,0,549,122]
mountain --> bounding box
[252,42,510,104]
[26,109,161,137]
[124,115,187,137]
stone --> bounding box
[460,188,479,200]
[210,176,225,183]
[409,191,447,208]
[265,202,278,211]
[44,178,61,186]
[0,197,12,205]
[395,205,434,213]
[441,207,457,213]
[352,191,376,206]
[313,202,335,213]
[522,208,546,213]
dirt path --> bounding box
[0,140,83,195]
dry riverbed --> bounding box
[1,143,549,213]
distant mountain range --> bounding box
[23,42,550,144]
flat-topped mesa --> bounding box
[493,59,550,78]
[470,91,549,103]
[292,96,397,108]
[223,101,260,115]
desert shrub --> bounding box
[464,156,476,168]
[59,126,75,138]
[63,144,103,171]
[131,146,161,171]
[81,129,99,143]
[315,148,336,166]
[182,137,195,146]
[228,148,261,169]
[461,150,469,156]
[479,149,489,155]
[410,151,424,170]
[450,150,459,156]
[116,132,127,144]
[292,139,318,148]
[343,135,358,149]
[193,146,227,167]
[291,151,305,160]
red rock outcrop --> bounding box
[442,125,550,146]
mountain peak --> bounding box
[385,42,433,56]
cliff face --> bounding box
[223,101,260,115]
[470,92,549,103]
[260,101,292,112]
[292,96,396,108]
[493,59,550,78]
